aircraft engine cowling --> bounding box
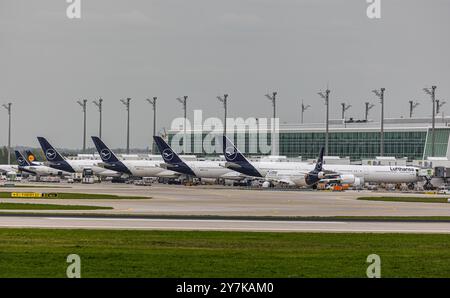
[262,181,271,188]
[317,172,326,179]
[200,178,217,185]
[353,177,364,186]
[339,174,355,185]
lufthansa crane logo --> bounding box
[162,148,174,161]
[225,146,238,161]
[46,149,57,161]
[100,149,112,161]
[17,157,26,166]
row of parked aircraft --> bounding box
[2,135,426,188]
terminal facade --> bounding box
[168,117,450,161]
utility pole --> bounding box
[146,97,157,153]
[372,88,385,156]
[93,98,103,139]
[409,100,419,118]
[176,96,188,153]
[365,102,375,121]
[318,89,330,155]
[120,98,131,154]
[77,99,87,152]
[217,94,229,135]
[301,100,310,124]
[423,86,437,157]
[341,102,351,120]
[265,92,278,155]
[2,103,12,164]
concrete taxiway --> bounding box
[0,215,450,233]
[1,183,450,217]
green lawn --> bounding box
[0,192,150,200]
[358,196,450,203]
[0,229,449,278]
[0,203,112,210]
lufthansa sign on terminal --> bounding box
[11,192,58,198]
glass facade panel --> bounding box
[169,128,442,160]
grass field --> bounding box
[0,192,150,200]
[0,229,449,278]
[0,203,112,210]
[358,196,450,203]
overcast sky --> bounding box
[1,0,449,149]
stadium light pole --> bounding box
[265,92,277,120]
[2,103,12,164]
[217,94,228,135]
[301,100,311,124]
[93,98,103,139]
[409,100,419,118]
[423,86,437,157]
[318,89,330,155]
[120,98,131,154]
[265,92,278,156]
[77,99,87,153]
[146,97,157,153]
[341,102,351,120]
[372,88,385,156]
[436,100,446,115]
[365,102,375,121]
[176,96,188,153]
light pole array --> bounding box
[2,103,12,164]
[318,89,330,155]
[146,97,157,153]
[409,100,419,118]
[372,88,385,156]
[77,99,87,153]
[365,102,375,122]
[217,94,229,135]
[341,102,351,120]
[120,98,132,154]
[176,96,188,153]
[93,98,103,139]
[423,86,437,157]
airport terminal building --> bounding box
[168,117,450,161]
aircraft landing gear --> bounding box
[423,176,435,190]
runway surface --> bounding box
[0,215,450,233]
[1,183,450,217]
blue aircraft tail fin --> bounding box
[15,150,30,167]
[222,135,262,177]
[153,136,184,164]
[37,137,66,162]
[91,136,120,163]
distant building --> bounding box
[168,117,450,161]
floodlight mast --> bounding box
[372,88,385,156]
[341,102,351,120]
[436,100,446,115]
[365,102,375,121]
[409,100,419,118]
[217,94,229,135]
[93,98,103,139]
[301,100,311,124]
[2,102,12,164]
[423,86,437,157]
[120,98,132,154]
[318,89,330,155]
[77,99,87,152]
[176,96,188,153]
[264,92,278,155]
[146,97,158,153]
